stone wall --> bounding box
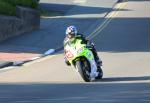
[0,6,40,42]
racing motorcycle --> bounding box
[64,38,103,82]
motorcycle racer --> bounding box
[63,25,102,68]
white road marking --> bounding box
[88,1,128,39]
[73,0,87,4]
[0,66,18,72]
[44,49,55,55]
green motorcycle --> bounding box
[64,38,103,82]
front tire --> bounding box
[76,60,91,82]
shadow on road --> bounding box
[123,0,150,2]
[40,3,114,16]
[93,17,150,53]
[0,82,150,103]
[98,76,150,82]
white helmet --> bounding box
[66,25,77,38]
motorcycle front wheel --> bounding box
[76,60,91,82]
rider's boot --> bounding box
[95,55,102,69]
[86,42,102,68]
[90,47,102,68]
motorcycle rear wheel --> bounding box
[95,67,103,79]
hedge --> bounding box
[0,0,38,16]
[0,1,16,16]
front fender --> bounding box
[72,56,89,67]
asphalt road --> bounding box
[0,0,117,50]
[0,0,150,103]
[0,0,117,63]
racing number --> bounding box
[65,50,74,59]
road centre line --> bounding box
[87,1,128,39]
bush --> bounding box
[0,0,38,16]
[12,0,38,9]
[0,1,16,16]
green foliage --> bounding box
[0,0,38,16]
[0,1,16,16]
[12,0,38,9]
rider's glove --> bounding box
[64,57,71,66]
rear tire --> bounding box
[76,60,90,82]
[96,67,103,79]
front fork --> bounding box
[88,59,99,79]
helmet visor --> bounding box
[68,32,75,39]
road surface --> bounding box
[0,0,150,103]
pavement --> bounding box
[0,0,118,68]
